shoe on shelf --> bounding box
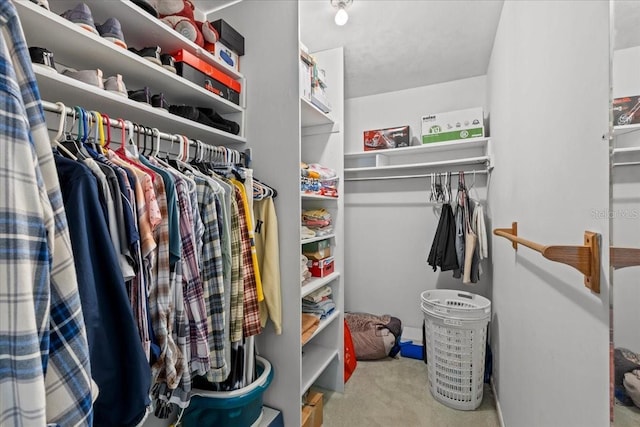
[60,3,99,35]
[151,93,170,110]
[96,17,127,49]
[197,107,240,135]
[104,74,128,97]
[62,68,104,89]
[29,0,50,10]
[169,104,231,132]
[28,47,57,73]
[131,0,159,17]
[128,46,162,66]
[160,54,176,74]
[128,87,151,104]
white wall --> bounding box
[344,76,490,330]
[612,46,640,352]
[487,1,610,426]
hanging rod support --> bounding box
[493,222,600,294]
[610,247,640,270]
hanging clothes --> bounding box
[0,3,95,425]
[253,196,283,334]
[427,203,459,271]
[55,154,152,427]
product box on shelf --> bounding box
[303,239,332,261]
[613,95,640,126]
[300,58,312,101]
[210,19,245,56]
[363,125,411,151]
[211,41,240,72]
[308,256,335,278]
[421,107,484,144]
[173,50,241,105]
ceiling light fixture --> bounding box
[331,0,353,26]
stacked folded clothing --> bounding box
[304,285,332,303]
[301,225,316,240]
[302,287,336,319]
[302,208,333,237]
[301,162,338,197]
[301,254,312,283]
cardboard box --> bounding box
[301,389,323,427]
[309,257,334,278]
[210,19,244,56]
[364,125,411,151]
[613,95,640,126]
[421,107,484,144]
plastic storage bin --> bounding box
[183,356,273,427]
[420,290,491,411]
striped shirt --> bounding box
[0,2,94,425]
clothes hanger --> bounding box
[151,128,161,158]
[52,102,78,160]
[101,113,112,153]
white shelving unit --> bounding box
[344,136,492,180]
[298,47,345,404]
[16,0,245,145]
[613,125,640,167]
[302,233,336,245]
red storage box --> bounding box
[309,257,335,278]
[173,49,242,93]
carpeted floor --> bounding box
[319,356,501,427]
[614,400,640,427]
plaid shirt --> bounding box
[0,2,94,425]
[232,182,262,337]
[228,190,244,343]
[192,175,228,382]
[171,172,210,376]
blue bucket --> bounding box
[183,356,273,427]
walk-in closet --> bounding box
[0,0,630,426]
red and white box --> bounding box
[309,256,335,278]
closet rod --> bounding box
[42,100,183,145]
[610,247,640,270]
[41,100,252,166]
[612,161,640,167]
[493,222,601,293]
[612,147,640,155]
[344,169,489,182]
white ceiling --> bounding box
[300,0,504,99]
[192,0,504,99]
[614,1,640,50]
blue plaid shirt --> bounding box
[0,2,94,425]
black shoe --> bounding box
[170,104,232,133]
[197,107,240,135]
[29,47,57,72]
[128,87,151,104]
[160,54,176,74]
[128,46,161,66]
[151,93,169,110]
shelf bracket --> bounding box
[493,222,600,293]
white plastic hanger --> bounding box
[52,102,77,160]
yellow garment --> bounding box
[253,197,283,334]
[232,180,264,302]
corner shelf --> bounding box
[301,97,334,127]
[301,234,336,245]
[300,345,339,396]
[344,137,490,159]
[301,272,340,299]
[303,310,341,346]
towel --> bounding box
[301,313,320,344]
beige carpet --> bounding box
[320,356,500,427]
[614,401,640,427]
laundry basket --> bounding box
[420,290,491,411]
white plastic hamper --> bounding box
[420,290,491,410]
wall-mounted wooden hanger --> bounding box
[493,222,601,293]
[610,247,640,270]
